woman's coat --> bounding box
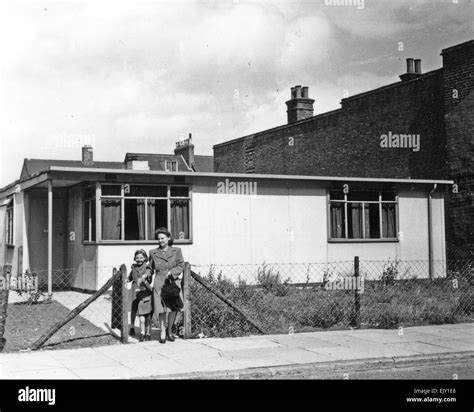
[146,246,185,316]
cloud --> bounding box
[0,0,472,187]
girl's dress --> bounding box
[129,263,153,316]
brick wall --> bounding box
[442,41,474,254]
[215,71,446,180]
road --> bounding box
[280,359,474,379]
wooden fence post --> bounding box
[183,262,192,339]
[352,256,361,328]
[120,264,129,343]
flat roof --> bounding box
[0,166,454,195]
[47,166,453,185]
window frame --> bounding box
[84,182,192,244]
[5,198,14,246]
[165,160,178,172]
[83,184,96,243]
[327,189,399,243]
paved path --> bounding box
[0,323,472,379]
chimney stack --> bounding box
[174,133,195,170]
[286,85,315,124]
[82,145,93,166]
[400,58,423,81]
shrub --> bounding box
[381,260,399,286]
[256,263,290,297]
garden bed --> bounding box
[190,273,474,338]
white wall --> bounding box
[0,202,6,268]
[95,180,447,287]
[0,192,25,275]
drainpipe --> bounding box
[428,184,437,281]
[48,179,53,297]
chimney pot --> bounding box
[294,85,302,98]
[302,86,309,98]
[400,58,423,81]
[82,145,93,166]
[414,59,422,74]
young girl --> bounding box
[128,249,153,342]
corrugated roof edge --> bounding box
[47,166,453,185]
[0,165,454,195]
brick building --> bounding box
[213,40,474,255]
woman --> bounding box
[147,227,185,343]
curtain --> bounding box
[101,200,121,240]
[382,204,396,238]
[330,203,344,238]
[350,203,363,238]
[364,205,371,239]
[147,200,156,240]
[136,199,146,240]
[171,200,189,239]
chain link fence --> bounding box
[189,259,474,338]
[0,266,125,352]
[1,258,472,350]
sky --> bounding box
[0,0,472,187]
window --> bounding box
[165,160,178,172]
[83,185,96,242]
[329,190,397,240]
[6,199,13,245]
[100,184,191,241]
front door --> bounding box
[28,189,67,273]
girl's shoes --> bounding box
[166,332,175,342]
[158,336,166,344]
[139,334,145,342]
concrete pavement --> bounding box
[0,323,472,379]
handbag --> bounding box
[161,277,180,299]
[161,277,184,311]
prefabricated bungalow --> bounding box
[0,138,452,291]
